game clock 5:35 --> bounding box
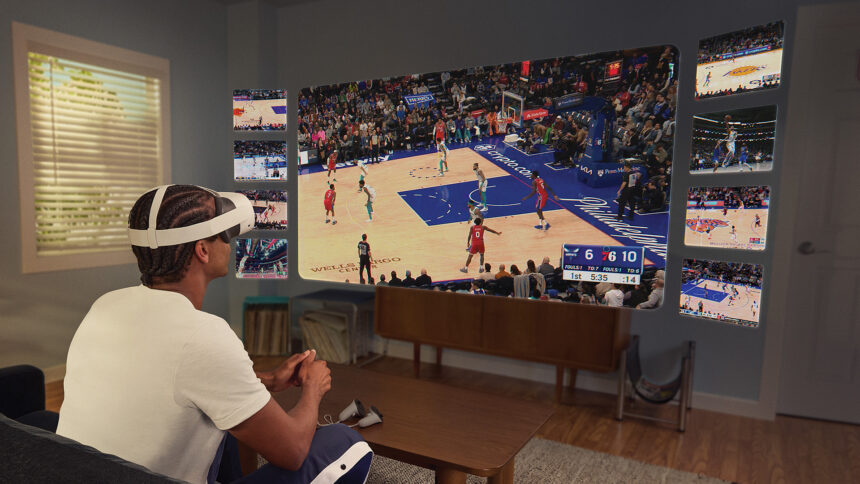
[561,245,645,285]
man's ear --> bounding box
[194,239,211,264]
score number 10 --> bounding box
[582,248,639,263]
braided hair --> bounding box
[128,185,217,287]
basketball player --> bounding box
[327,149,338,182]
[707,227,713,241]
[357,234,372,284]
[359,179,375,222]
[357,159,368,192]
[738,145,753,172]
[434,119,447,148]
[466,200,482,224]
[521,170,559,230]
[698,300,704,315]
[751,300,758,318]
[703,71,712,87]
[324,184,337,225]
[438,139,449,175]
[730,225,737,244]
[715,124,737,172]
[473,163,487,210]
[754,213,761,228]
[459,217,501,273]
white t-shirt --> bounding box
[604,288,625,307]
[57,285,271,484]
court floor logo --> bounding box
[725,66,764,77]
[472,144,495,151]
[685,218,728,232]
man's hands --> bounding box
[297,349,331,402]
[257,350,311,393]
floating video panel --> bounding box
[235,238,288,279]
[681,258,763,328]
[696,21,784,99]
[685,185,770,250]
[690,105,776,174]
[238,190,287,230]
[234,141,287,181]
[233,89,286,130]
[296,44,679,309]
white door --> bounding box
[777,3,860,423]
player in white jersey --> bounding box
[359,179,376,222]
[357,160,368,192]
[721,127,737,168]
[472,163,487,210]
[751,299,758,318]
[438,140,449,175]
[730,225,737,244]
[466,200,482,223]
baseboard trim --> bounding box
[374,338,772,420]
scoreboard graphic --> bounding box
[562,244,645,284]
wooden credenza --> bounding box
[374,286,631,403]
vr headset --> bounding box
[128,185,254,249]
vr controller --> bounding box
[334,399,383,428]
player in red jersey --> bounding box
[324,184,337,225]
[326,149,338,182]
[459,218,501,273]
[434,119,447,148]
[521,170,558,230]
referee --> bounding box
[358,234,372,284]
[616,163,641,221]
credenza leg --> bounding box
[555,366,564,404]
[436,467,467,484]
[413,342,421,378]
[436,346,443,368]
[488,459,514,484]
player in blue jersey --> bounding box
[738,145,753,172]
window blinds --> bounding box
[27,52,161,256]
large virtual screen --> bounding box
[297,45,678,308]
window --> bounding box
[12,22,170,273]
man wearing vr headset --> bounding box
[57,185,371,484]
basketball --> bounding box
[724,115,731,122]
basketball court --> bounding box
[684,207,768,250]
[298,139,670,283]
[234,155,288,180]
[680,278,761,327]
[696,49,783,95]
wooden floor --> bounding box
[47,356,860,484]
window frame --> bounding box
[12,21,171,273]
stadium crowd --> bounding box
[233,89,286,100]
[696,22,784,64]
[234,140,286,158]
[298,47,678,210]
[360,257,664,309]
[683,259,762,288]
[688,186,769,208]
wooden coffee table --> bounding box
[272,364,554,484]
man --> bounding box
[402,270,416,287]
[459,217,501,273]
[636,278,664,309]
[358,233,372,284]
[376,274,388,286]
[522,170,559,230]
[415,268,432,286]
[438,138,449,175]
[388,270,402,286]
[57,185,371,484]
[495,264,512,279]
[473,163,488,210]
[357,159,368,192]
[359,179,375,222]
[538,257,555,276]
[616,163,640,221]
[324,183,337,225]
[326,149,338,182]
[604,283,625,307]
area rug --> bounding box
[364,437,729,484]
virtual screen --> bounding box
[234,140,287,181]
[297,45,678,308]
[233,89,286,131]
[237,190,287,230]
[685,185,770,250]
[235,238,288,279]
[681,258,763,327]
[696,21,784,99]
[690,105,776,174]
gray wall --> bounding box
[263,0,820,402]
[0,0,230,369]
